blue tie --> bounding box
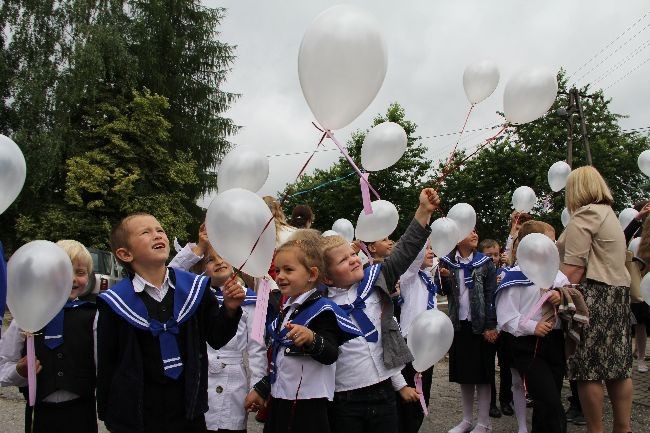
[43,300,87,349]
[418,271,438,310]
[339,296,378,342]
[149,318,183,379]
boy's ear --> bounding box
[115,247,134,264]
[308,266,320,283]
[322,273,334,286]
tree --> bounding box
[281,103,433,236]
[434,72,649,243]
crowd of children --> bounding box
[0,175,640,433]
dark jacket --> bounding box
[96,270,242,433]
[438,249,497,333]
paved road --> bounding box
[2,357,648,433]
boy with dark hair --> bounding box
[96,213,244,433]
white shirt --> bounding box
[328,285,407,392]
[456,251,472,321]
[272,289,336,400]
[132,269,174,302]
[495,265,570,336]
[399,247,436,338]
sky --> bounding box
[199,0,650,205]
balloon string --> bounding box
[434,124,508,193]
[434,104,475,194]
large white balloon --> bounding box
[561,208,571,227]
[408,309,454,372]
[512,186,537,213]
[638,150,650,177]
[206,189,276,278]
[355,200,399,242]
[0,134,27,215]
[298,5,387,130]
[503,67,558,125]
[217,145,269,193]
[517,233,560,289]
[7,241,73,332]
[629,237,641,256]
[447,203,476,242]
[429,218,460,258]
[463,60,500,104]
[619,207,639,230]
[361,122,408,171]
[547,161,571,192]
[332,219,355,243]
[641,273,650,305]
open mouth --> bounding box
[152,242,166,250]
[214,265,229,272]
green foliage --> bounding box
[282,103,432,237]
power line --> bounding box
[568,10,650,82]
[603,57,650,90]
[591,39,650,85]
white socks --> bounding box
[511,369,529,433]
[460,384,475,422]
[476,384,491,427]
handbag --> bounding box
[626,250,644,303]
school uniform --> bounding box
[395,246,438,433]
[438,250,497,384]
[328,218,430,433]
[0,299,98,433]
[495,266,570,433]
[96,268,242,433]
[251,289,362,433]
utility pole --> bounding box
[557,88,594,168]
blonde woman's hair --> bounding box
[510,220,555,266]
[263,196,292,241]
[636,218,650,276]
[565,166,614,213]
[56,240,93,275]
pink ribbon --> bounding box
[414,372,429,416]
[359,173,373,215]
[358,241,374,265]
[251,278,272,345]
[521,289,555,326]
[26,334,36,406]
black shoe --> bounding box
[489,404,502,418]
[501,402,514,416]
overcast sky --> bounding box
[200,0,650,204]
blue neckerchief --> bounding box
[43,299,91,349]
[98,268,208,379]
[0,241,6,335]
[418,270,438,310]
[494,269,534,298]
[213,287,257,307]
[440,252,491,290]
[268,296,361,384]
[338,263,382,342]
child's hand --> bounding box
[244,389,266,412]
[482,329,499,343]
[222,276,245,314]
[16,356,41,378]
[351,240,362,254]
[192,223,210,257]
[285,323,315,348]
[534,320,554,337]
[415,188,440,227]
[439,268,451,278]
[398,386,421,402]
[547,290,561,306]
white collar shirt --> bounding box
[398,246,436,338]
[327,284,406,392]
[132,269,174,303]
[455,251,473,321]
[272,289,336,400]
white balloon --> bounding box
[547,161,571,192]
[463,59,500,104]
[619,207,639,230]
[511,186,537,213]
[429,218,460,258]
[206,188,276,278]
[447,203,477,242]
[638,150,650,177]
[217,145,269,193]
[407,309,454,372]
[322,230,339,237]
[361,122,408,171]
[561,208,571,227]
[0,134,27,215]
[629,237,641,256]
[355,200,399,242]
[641,273,650,305]
[517,233,560,289]
[503,67,558,125]
[7,240,73,332]
[298,5,387,130]
[332,219,355,243]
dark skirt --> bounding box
[567,281,633,381]
[264,397,330,433]
[449,320,495,384]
